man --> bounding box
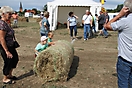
[82,10,92,40]
[98,11,105,36]
[103,12,109,38]
[105,0,132,87]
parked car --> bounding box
[33,14,41,18]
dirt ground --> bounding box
[0,20,118,88]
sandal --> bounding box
[3,79,15,84]
[8,76,18,80]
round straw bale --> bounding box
[34,40,74,82]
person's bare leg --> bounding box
[99,30,103,35]
[8,69,13,78]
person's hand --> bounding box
[6,51,13,59]
[52,42,55,45]
[91,25,93,27]
[67,27,69,29]
[104,24,107,29]
[118,7,130,17]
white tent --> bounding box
[47,0,102,30]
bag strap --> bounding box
[84,16,88,21]
[13,34,16,41]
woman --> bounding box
[94,14,98,32]
[67,12,78,40]
[0,6,19,84]
[39,11,50,37]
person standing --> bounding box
[12,12,18,28]
[39,11,50,37]
[105,0,132,87]
[102,12,109,38]
[82,10,92,40]
[0,6,19,84]
[67,11,78,40]
[98,11,105,36]
[89,12,96,38]
[94,14,99,33]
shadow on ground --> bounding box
[17,70,34,80]
[67,56,79,81]
[112,73,117,77]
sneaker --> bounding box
[104,36,108,38]
[99,34,103,36]
[84,39,87,41]
[74,37,78,40]
[71,37,74,40]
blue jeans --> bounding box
[102,28,108,37]
[40,32,48,37]
[92,26,96,33]
[13,19,18,27]
[117,56,132,88]
[84,24,90,39]
[69,25,77,37]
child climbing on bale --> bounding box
[34,36,48,57]
[47,31,55,46]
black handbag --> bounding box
[14,41,20,48]
[13,34,20,48]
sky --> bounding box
[0,0,125,11]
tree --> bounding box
[115,4,123,12]
[32,8,37,15]
[23,9,27,13]
[43,4,47,11]
[107,4,123,13]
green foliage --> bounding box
[115,4,123,12]
[18,11,24,16]
[32,8,37,15]
[43,4,47,11]
[107,4,123,13]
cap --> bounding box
[40,36,47,42]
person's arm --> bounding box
[74,15,78,19]
[44,22,49,30]
[105,18,108,24]
[48,41,55,46]
[35,44,40,55]
[82,15,85,24]
[17,15,19,19]
[90,16,93,27]
[0,30,13,58]
[39,20,42,27]
[105,7,129,31]
[98,16,101,21]
[82,19,84,24]
[96,16,98,21]
[34,49,40,55]
[67,21,70,29]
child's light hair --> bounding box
[44,11,49,17]
[48,31,53,37]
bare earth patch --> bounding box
[0,21,118,88]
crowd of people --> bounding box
[67,10,110,41]
[0,0,132,87]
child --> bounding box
[47,32,55,46]
[34,36,48,57]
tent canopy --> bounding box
[48,0,101,6]
[47,0,102,30]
